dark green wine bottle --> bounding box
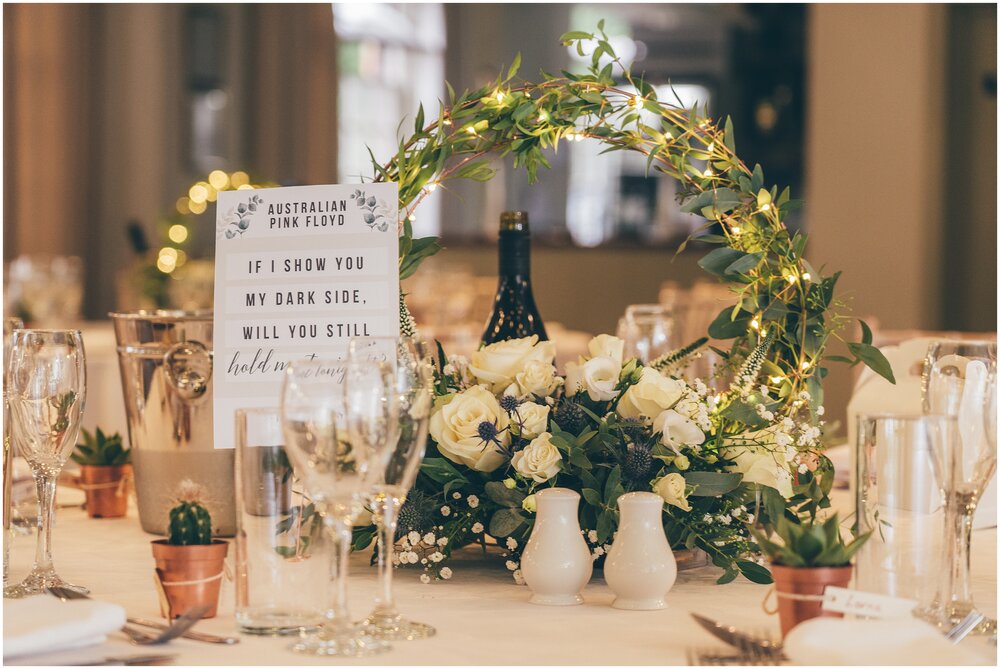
[481,211,548,344]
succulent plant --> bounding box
[167,480,213,545]
[71,428,130,466]
[751,514,870,568]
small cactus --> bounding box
[167,479,213,545]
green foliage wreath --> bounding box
[377,22,893,395]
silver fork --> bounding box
[46,586,208,645]
[687,646,747,666]
[943,611,987,644]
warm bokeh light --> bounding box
[167,224,189,244]
[189,183,208,204]
[208,170,229,190]
[237,183,253,190]
[189,199,207,215]
[175,197,190,215]
[230,171,250,188]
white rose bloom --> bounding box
[469,336,556,393]
[511,432,563,482]
[720,431,794,498]
[515,402,550,440]
[587,334,625,365]
[617,367,686,423]
[565,356,621,402]
[653,409,706,454]
[654,472,691,512]
[509,359,562,398]
[429,385,509,472]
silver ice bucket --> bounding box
[110,310,235,536]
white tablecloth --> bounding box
[5,490,996,666]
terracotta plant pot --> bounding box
[770,563,853,637]
[79,464,131,518]
[151,540,228,619]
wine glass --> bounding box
[4,329,87,598]
[279,358,396,657]
[349,336,436,640]
[616,304,674,364]
[920,339,997,634]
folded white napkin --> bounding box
[784,617,990,665]
[3,595,126,659]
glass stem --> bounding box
[942,491,975,607]
[373,494,401,618]
[324,510,354,636]
[33,473,57,574]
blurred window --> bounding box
[333,3,446,236]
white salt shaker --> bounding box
[604,491,676,610]
[520,488,592,605]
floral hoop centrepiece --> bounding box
[352,23,893,585]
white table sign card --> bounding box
[213,183,400,449]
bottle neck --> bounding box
[498,233,531,278]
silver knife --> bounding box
[127,617,240,645]
[691,612,785,658]
[69,654,177,666]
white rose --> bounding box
[617,367,685,423]
[511,432,563,483]
[720,432,794,498]
[469,336,556,393]
[587,334,624,365]
[654,473,691,512]
[508,359,562,398]
[565,356,621,402]
[653,409,706,454]
[429,385,509,472]
[514,402,550,440]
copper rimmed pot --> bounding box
[110,310,235,536]
[770,564,852,637]
[151,540,229,618]
[79,464,131,518]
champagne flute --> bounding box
[279,358,396,657]
[3,317,24,587]
[921,340,997,634]
[4,329,86,598]
[349,336,436,640]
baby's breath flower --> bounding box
[452,492,462,500]
[407,531,421,545]
[505,560,518,571]
[420,574,431,584]
[512,569,525,585]
[472,522,484,534]
[587,530,598,543]
[423,532,436,545]
[429,551,444,563]
[467,495,480,508]
[440,567,453,579]
[505,537,518,550]
[440,505,451,517]
[437,537,448,547]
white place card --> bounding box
[213,183,400,449]
[821,586,918,620]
